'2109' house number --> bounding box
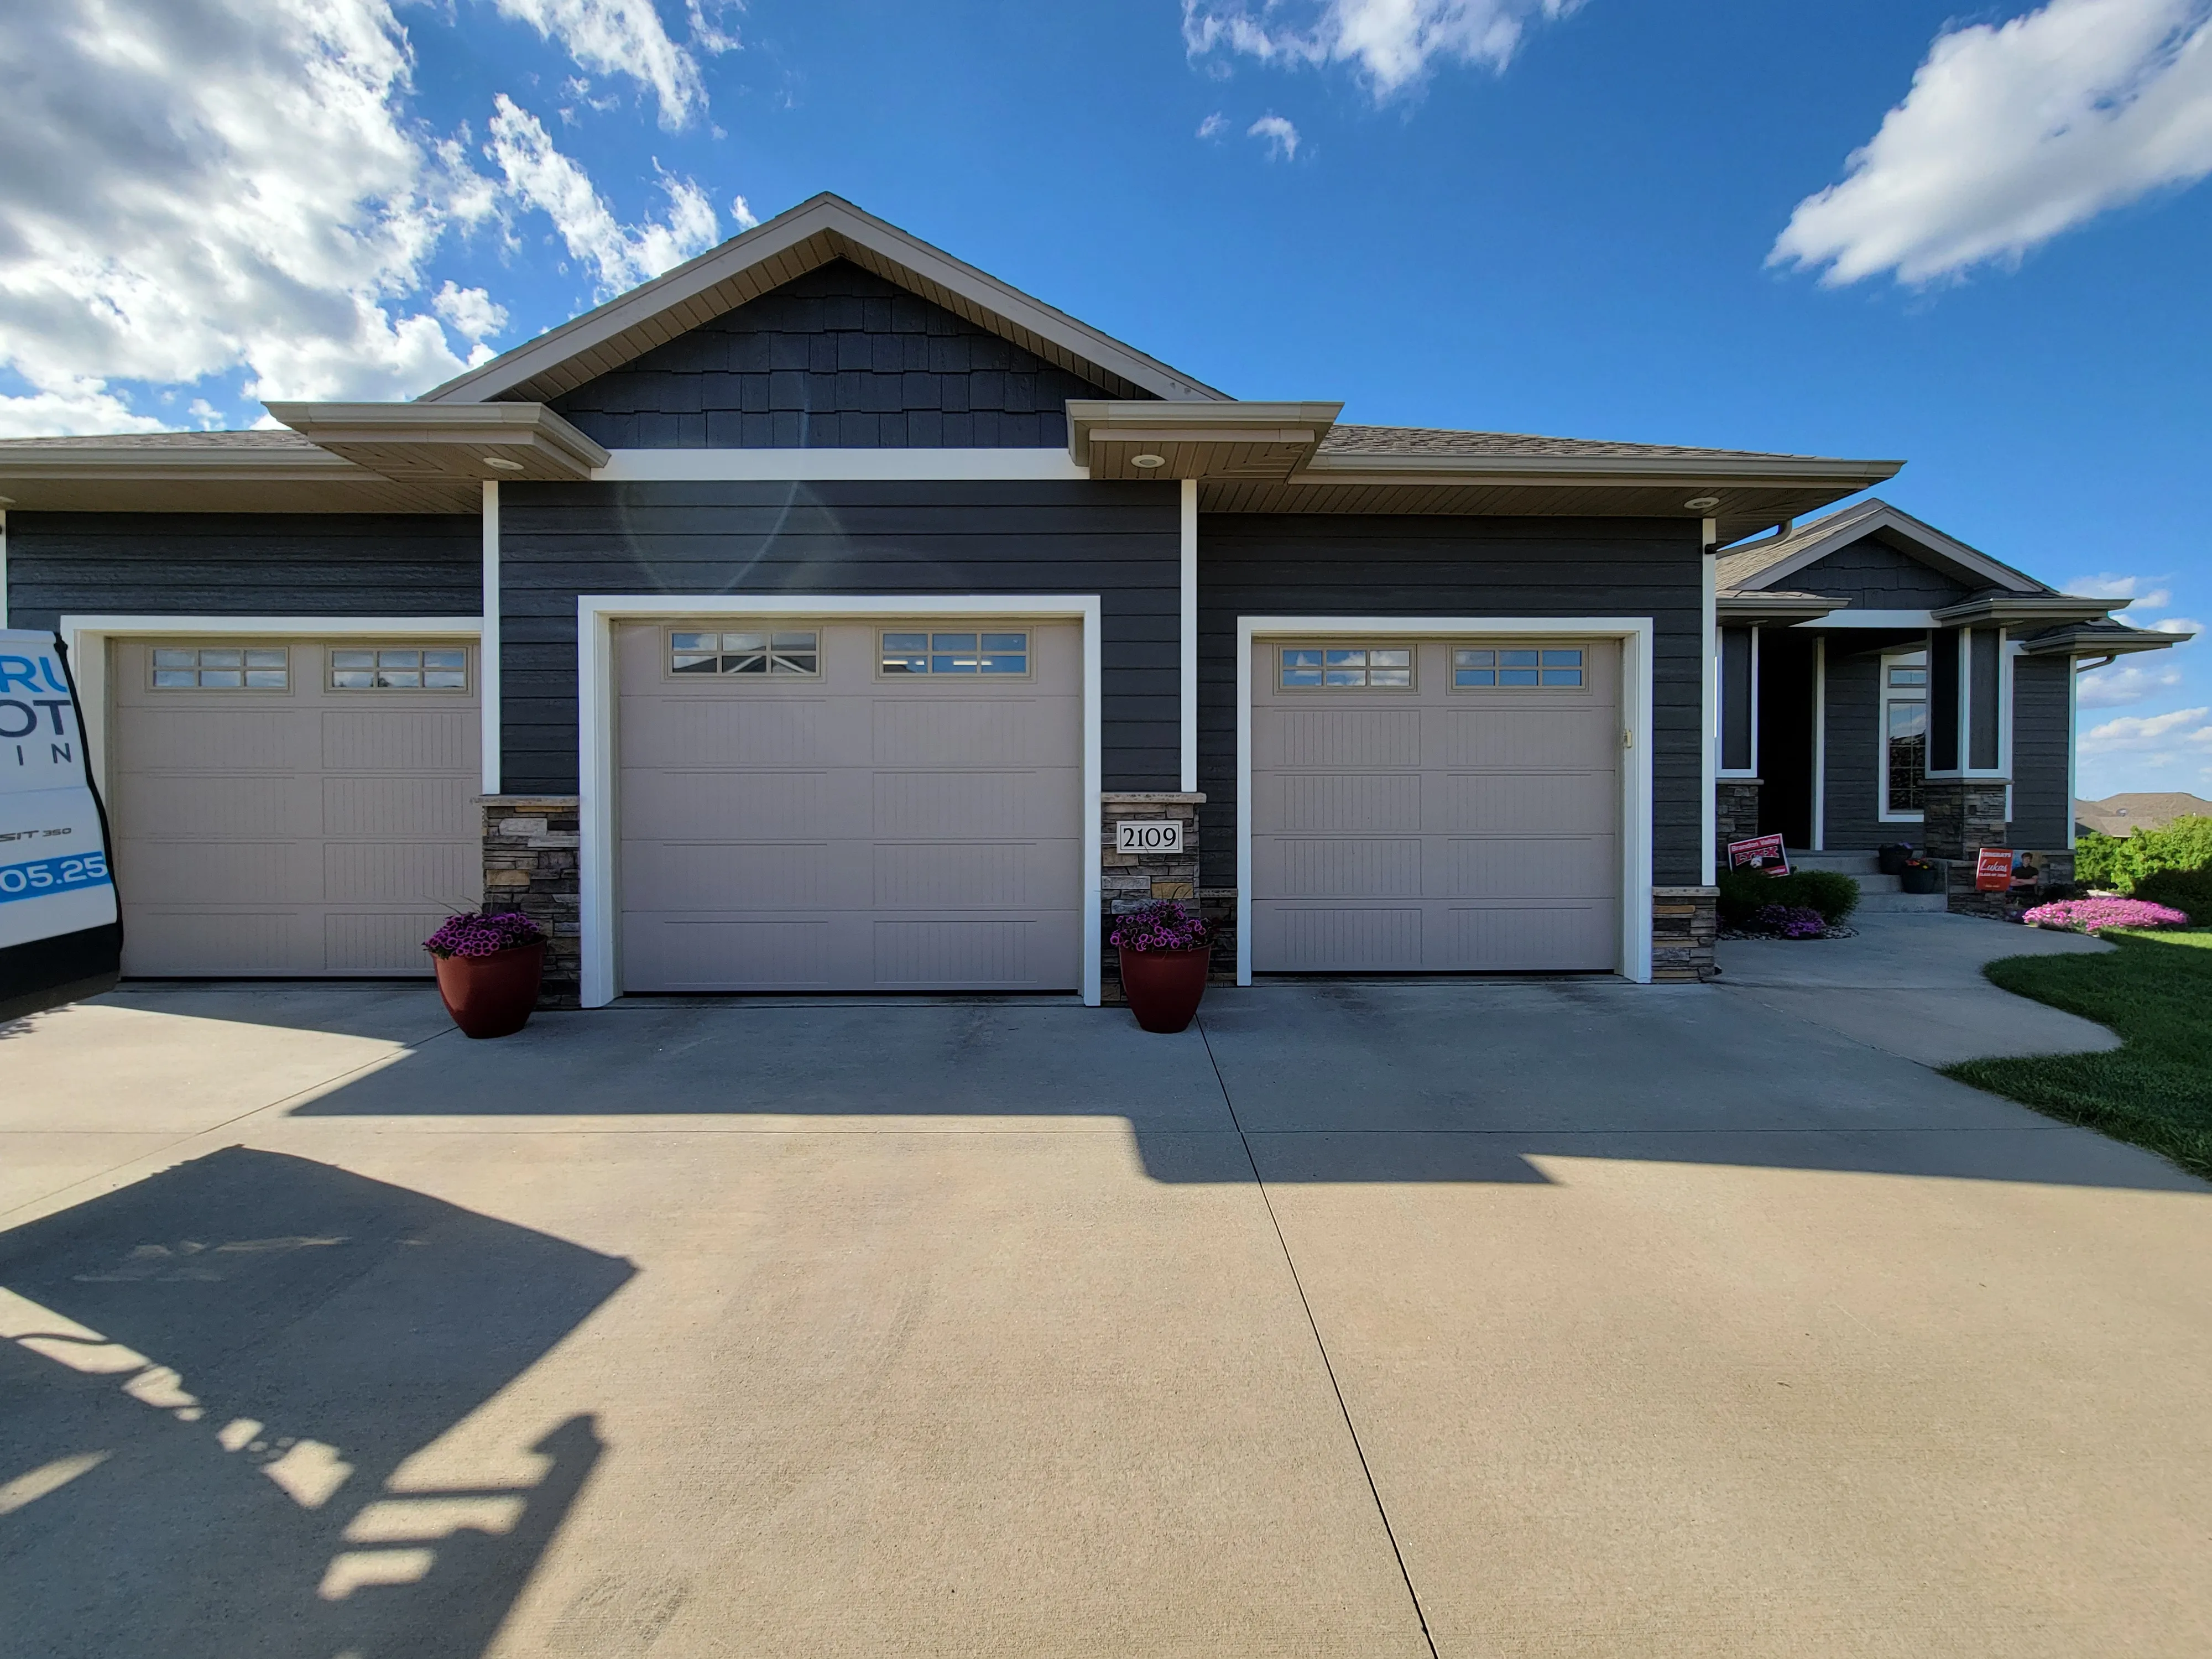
[1115,820,1183,854]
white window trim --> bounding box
[1926,624,2013,782]
[56,615,484,794]
[577,593,1104,1010]
[1877,646,1929,824]
[1235,616,1656,987]
[1716,624,1760,779]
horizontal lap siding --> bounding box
[1199,517,1704,888]
[4,514,481,632]
[1821,646,1884,848]
[499,480,1179,795]
[2010,653,2072,847]
[548,260,1120,450]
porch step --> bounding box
[1786,849,1881,875]
[1854,890,1949,914]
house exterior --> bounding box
[1714,499,2179,908]
[0,194,2169,1004]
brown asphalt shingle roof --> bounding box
[0,429,315,450]
[1317,424,1816,462]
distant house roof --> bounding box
[2074,792,2212,837]
[1717,498,2048,596]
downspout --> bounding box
[480,480,502,797]
[1700,519,1718,884]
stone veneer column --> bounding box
[1651,887,1718,982]
[1099,792,1206,1004]
[477,795,581,1008]
[1714,779,1762,861]
[1918,779,2013,917]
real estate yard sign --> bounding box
[1726,834,1790,877]
[1976,848,2016,893]
[0,629,120,1020]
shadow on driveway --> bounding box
[0,1146,635,1659]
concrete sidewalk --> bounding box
[2,973,2207,1658]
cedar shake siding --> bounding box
[547,260,1125,451]
[1788,536,1975,608]
[1198,515,1706,888]
[496,478,1178,795]
[3,513,481,632]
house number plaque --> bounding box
[1116,820,1183,854]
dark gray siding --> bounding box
[547,261,1123,451]
[1199,517,1705,888]
[1793,534,1976,608]
[499,480,1178,794]
[2010,653,2073,848]
[1821,645,1884,848]
[4,513,480,632]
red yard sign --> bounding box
[1976,848,2015,893]
[1726,834,1790,877]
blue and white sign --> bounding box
[0,629,119,1013]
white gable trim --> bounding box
[1732,500,2043,595]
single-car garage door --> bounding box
[1250,635,1620,973]
[618,619,1082,992]
[111,637,481,976]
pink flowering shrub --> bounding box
[424,910,546,958]
[1754,903,1829,939]
[1110,899,1208,953]
[2021,896,2188,935]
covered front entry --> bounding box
[1249,635,1622,973]
[109,635,481,975]
[616,618,1083,992]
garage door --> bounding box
[1250,636,1620,973]
[111,637,480,975]
[618,619,1082,992]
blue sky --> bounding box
[4,0,2209,795]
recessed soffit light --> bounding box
[1131,453,1167,469]
[483,456,525,471]
[1683,495,1721,512]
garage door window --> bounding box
[330,648,468,691]
[150,646,289,690]
[1452,647,1584,688]
[880,630,1030,676]
[669,630,819,677]
[1278,646,1412,689]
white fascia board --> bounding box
[1742,503,2042,596]
[576,592,1104,1010]
[593,448,1090,482]
[1235,615,1656,986]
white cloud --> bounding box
[0,380,166,440]
[2081,705,2212,754]
[484,0,714,128]
[1248,113,1301,159]
[1183,0,1583,98]
[1197,111,1230,139]
[2078,660,2185,706]
[1772,0,2212,285]
[485,95,720,296]
[729,194,759,231]
[2067,571,2156,599]
[432,281,509,342]
[2151,615,2205,634]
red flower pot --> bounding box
[432,942,546,1039]
[1117,944,1211,1034]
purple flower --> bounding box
[2021,897,2188,935]
[1110,899,1208,953]
[424,910,547,958]
[1754,903,1828,939]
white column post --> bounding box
[480,481,501,796]
[1700,519,1718,884]
[1179,477,1198,792]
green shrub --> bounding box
[2073,830,2136,891]
[1718,866,1861,926]
[2079,815,2212,894]
[2127,867,2212,922]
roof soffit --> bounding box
[416,195,1228,408]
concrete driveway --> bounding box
[2,929,2208,1657]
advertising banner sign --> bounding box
[0,629,121,1021]
[1725,833,1791,877]
[1976,848,2016,894]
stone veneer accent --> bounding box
[1099,792,1206,1004]
[478,795,581,1008]
[1920,779,2013,919]
[1714,779,1762,862]
[1652,886,1718,982]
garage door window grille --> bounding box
[151,646,288,690]
[880,631,1029,676]
[669,630,819,676]
[1452,648,1584,688]
[330,648,468,691]
[1278,647,1412,689]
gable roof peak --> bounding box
[418,192,1226,409]
[1718,495,2050,596]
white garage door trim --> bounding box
[580,594,1104,1009]
[1236,616,1655,986]
[58,614,485,796]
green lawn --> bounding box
[1943,928,2212,1182]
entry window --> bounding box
[1279,647,1412,689]
[670,629,819,676]
[152,646,288,690]
[1453,647,1584,688]
[880,631,1029,675]
[330,648,468,690]
[1881,650,1928,818]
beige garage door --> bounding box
[111,638,480,976]
[1250,636,1620,973]
[618,619,1082,992]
